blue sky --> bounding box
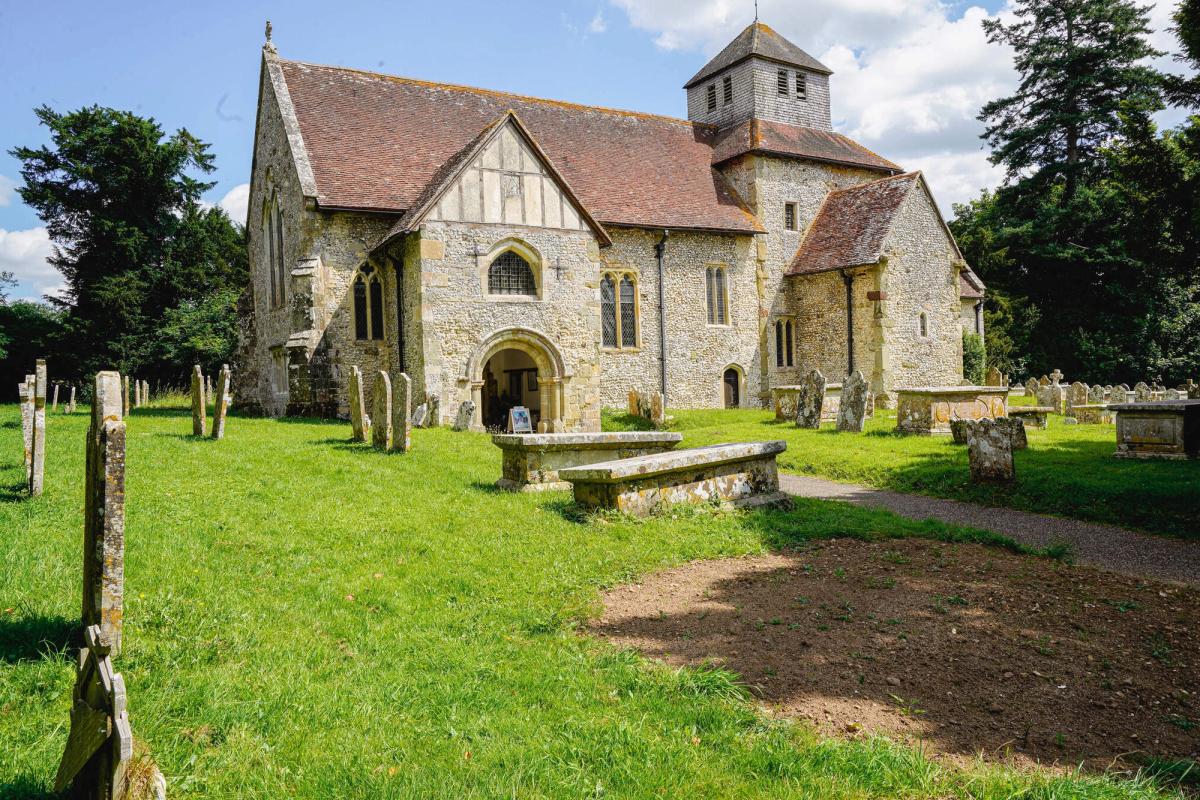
[0,0,1183,301]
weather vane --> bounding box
[754,0,758,21]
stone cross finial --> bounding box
[265,19,272,41]
[1049,369,1064,385]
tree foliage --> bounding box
[5,105,246,387]
[962,331,987,385]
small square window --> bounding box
[777,69,789,95]
[707,83,717,111]
[796,72,807,99]
[722,75,732,104]
[784,203,797,231]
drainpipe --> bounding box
[973,300,984,337]
[842,270,855,375]
[655,230,670,401]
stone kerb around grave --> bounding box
[560,440,790,516]
[492,431,684,492]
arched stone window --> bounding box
[262,187,287,309]
[488,251,537,296]
[353,264,385,341]
[774,318,794,368]
[705,266,729,325]
[600,271,639,349]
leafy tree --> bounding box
[0,301,66,390]
[980,0,1162,203]
[962,331,987,384]
[151,289,242,377]
[1166,0,1200,106]
[9,105,246,383]
[0,272,14,361]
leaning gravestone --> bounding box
[649,392,665,428]
[211,364,231,440]
[795,369,826,429]
[372,371,394,451]
[83,371,125,652]
[965,419,1015,483]
[836,370,868,433]
[29,360,47,496]
[393,372,412,452]
[348,366,369,442]
[191,365,206,436]
[453,399,475,432]
[411,403,428,429]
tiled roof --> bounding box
[713,119,900,173]
[276,58,764,233]
[685,22,831,88]
[960,269,985,299]
[787,172,921,276]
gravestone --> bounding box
[68,385,77,414]
[627,390,640,416]
[83,371,125,652]
[122,375,131,418]
[411,403,428,429]
[1038,375,1050,387]
[1024,378,1039,398]
[795,369,826,429]
[453,399,475,432]
[211,364,231,440]
[965,419,1015,483]
[836,371,868,433]
[372,371,394,451]
[393,372,412,452]
[1134,382,1152,402]
[348,366,369,442]
[143,380,150,405]
[985,366,1003,386]
[1068,381,1088,411]
[52,383,60,412]
[190,365,206,436]
[950,419,970,444]
[649,392,665,428]
[423,393,440,428]
[20,377,34,480]
[1190,380,1200,400]
[1049,369,1064,385]
[205,375,213,407]
[1164,388,1181,400]
[29,360,47,496]
[1089,385,1106,403]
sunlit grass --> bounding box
[0,405,1187,798]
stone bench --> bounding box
[1008,406,1054,429]
[492,431,683,492]
[559,441,789,516]
[1110,400,1200,460]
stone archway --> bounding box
[464,327,569,432]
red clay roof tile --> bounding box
[713,119,900,173]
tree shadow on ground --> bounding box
[0,775,61,800]
[0,614,78,664]
[588,531,1199,773]
[0,480,29,504]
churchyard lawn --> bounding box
[0,405,1193,798]
[604,407,1200,540]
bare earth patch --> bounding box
[590,539,1199,772]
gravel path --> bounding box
[779,473,1200,586]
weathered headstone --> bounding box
[649,392,665,428]
[411,402,428,429]
[190,365,206,436]
[348,366,369,442]
[1049,369,1064,385]
[20,377,34,480]
[423,393,440,428]
[794,369,826,429]
[985,366,1003,386]
[211,364,231,440]
[29,360,47,496]
[836,371,869,433]
[1189,380,1200,400]
[122,375,131,418]
[205,375,213,407]
[1134,381,1152,402]
[627,389,640,417]
[83,371,125,652]
[372,371,394,451]
[965,419,1016,482]
[1164,388,1181,400]
[950,419,970,444]
[393,372,412,452]
[1038,375,1050,387]
[1067,381,1088,411]
[1024,378,1039,398]
[1089,384,1106,403]
[52,383,60,412]
[68,385,77,415]
[453,399,475,432]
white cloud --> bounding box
[590,9,608,34]
[609,0,1019,210]
[0,175,16,207]
[218,183,250,225]
[0,226,63,302]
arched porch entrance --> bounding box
[723,366,742,408]
[464,327,568,433]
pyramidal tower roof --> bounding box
[684,22,832,89]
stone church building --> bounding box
[236,21,984,431]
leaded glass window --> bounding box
[705,268,715,325]
[785,320,794,366]
[353,275,369,340]
[601,275,617,347]
[619,276,636,347]
[488,251,537,296]
[775,320,784,367]
[714,267,728,324]
[369,275,384,340]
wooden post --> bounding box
[211,364,231,440]
[83,371,126,655]
[29,360,47,496]
[394,372,412,453]
[191,365,206,437]
[372,371,393,451]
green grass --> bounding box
[0,405,1187,798]
[601,407,1200,539]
